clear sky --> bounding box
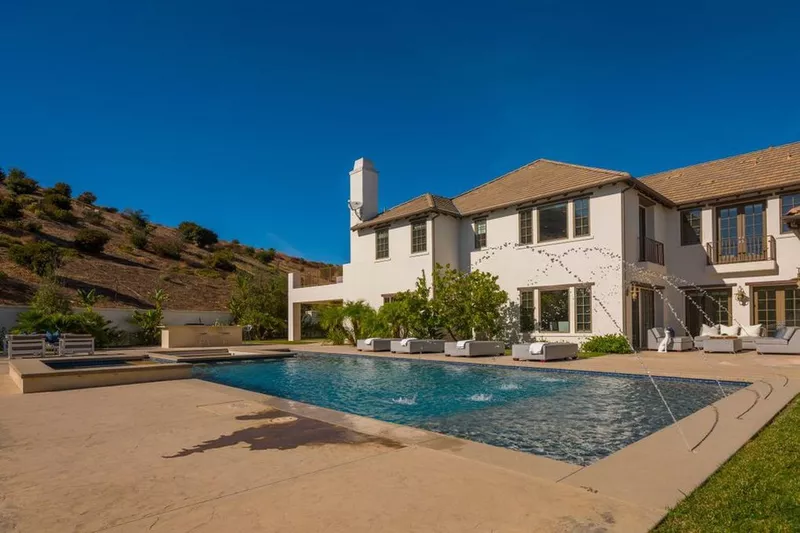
[1,1,798,264]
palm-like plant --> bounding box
[76,288,102,311]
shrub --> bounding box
[51,182,72,198]
[30,278,71,314]
[205,249,236,272]
[0,195,23,220]
[255,248,277,265]
[38,199,77,224]
[151,238,183,260]
[82,209,104,225]
[76,191,97,204]
[243,246,255,256]
[581,334,633,354]
[195,268,221,278]
[22,220,42,233]
[5,169,38,195]
[128,229,149,249]
[0,167,5,183]
[73,228,111,253]
[178,221,218,248]
[122,208,149,230]
[8,241,64,276]
[103,206,119,214]
[228,272,288,339]
[0,234,21,248]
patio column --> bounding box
[288,302,301,341]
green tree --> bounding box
[318,300,378,345]
[5,169,38,195]
[76,191,96,204]
[73,228,111,253]
[130,288,169,345]
[51,182,72,198]
[8,241,64,276]
[178,221,218,248]
[228,272,287,339]
[30,278,71,315]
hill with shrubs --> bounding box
[0,166,336,315]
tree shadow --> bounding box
[60,278,151,308]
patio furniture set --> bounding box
[357,338,579,361]
[647,325,800,354]
[4,334,95,359]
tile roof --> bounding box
[351,193,459,230]
[639,141,800,206]
[452,159,631,215]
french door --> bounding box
[753,287,800,335]
[717,202,765,262]
[631,287,655,349]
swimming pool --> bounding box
[195,353,746,465]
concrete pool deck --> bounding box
[0,346,799,532]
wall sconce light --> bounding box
[735,287,749,306]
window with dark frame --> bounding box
[474,218,487,250]
[576,286,592,332]
[539,289,570,332]
[781,193,800,233]
[518,209,533,245]
[680,208,702,245]
[520,290,535,332]
[411,221,427,253]
[538,202,568,242]
[375,228,389,260]
[573,198,590,237]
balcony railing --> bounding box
[638,237,665,265]
[706,235,775,265]
[299,265,344,288]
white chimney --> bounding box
[349,158,378,226]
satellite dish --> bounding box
[347,200,364,220]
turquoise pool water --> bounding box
[194,353,746,465]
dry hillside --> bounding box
[0,182,337,311]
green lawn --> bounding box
[653,395,800,533]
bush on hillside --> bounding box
[73,228,111,253]
[103,206,119,214]
[8,241,64,276]
[82,209,104,225]
[38,194,77,224]
[255,248,277,265]
[0,167,5,183]
[122,208,149,230]
[20,220,42,233]
[205,249,236,272]
[77,191,96,204]
[581,334,633,354]
[5,169,38,195]
[151,238,184,260]
[128,228,149,249]
[0,195,23,220]
[178,221,218,248]
[50,182,72,198]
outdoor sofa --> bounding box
[390,339,445,354]
[356,338,398,352]
[444,340,504,357]
[511,342,578,362]
[693,324,765,350]
[754,326,800,355]
[646,328,694,351]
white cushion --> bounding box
[720,324,740,336]
[740,324,762,338]
[699,324,719,337]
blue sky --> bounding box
[1,1,799,264]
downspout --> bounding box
[620,182,635,342]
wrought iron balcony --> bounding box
[638,237,665,265]
[706,235,775,265]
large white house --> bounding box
[288,141,800,348]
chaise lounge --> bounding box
[511,342,578,362]
[754,326,800,354]
[390,338,445,354]
[356,338,398,352]
[444,340,504,357]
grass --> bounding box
[654,395,800,533]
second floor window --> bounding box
[538,202,568,242]
[573,198,590,237]
[411,221,427,253]
[519,209,533,245]
[474,218,487,250]
[375,228,389,259]
[680,208,702,245]
[781,193,800,233]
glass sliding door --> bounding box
[685,289,732,336]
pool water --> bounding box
[194,353,746,465]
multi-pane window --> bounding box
[685,289,731,336]
[786,288,800,327]
[680,208,702,246]
[411,221,427,253]
[474,218,487,250]
[573,198,590,237]
[518,210,533,245]
[539,289,570,332]
[538,202,568,242]
[375,228,389,260]
[755,288,777,335]
[575,287,592,333]
[781,193,800,233]
[520,290,535,332]
[754,287,800,335]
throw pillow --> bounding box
[720,324,740,336]
[782,326,797,340]
[699,324,719,337]
[740,324,762,337]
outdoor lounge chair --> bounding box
[5,334,47,359]
[356,338,398,352]
[511,342,578,362]
[58,334,95,356]
[444,340,504,357]
[390,338,445,354]
[754,326,800,355]
[647,328,694,351]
